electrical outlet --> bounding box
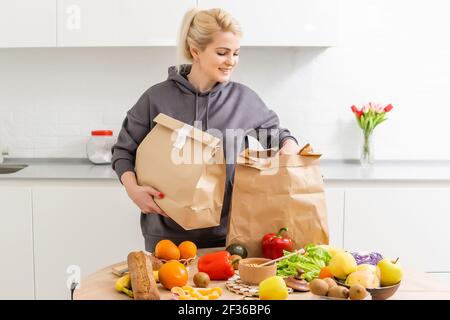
[1,146,9,156]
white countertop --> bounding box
[0,158,117,180]
[1,157,450,181]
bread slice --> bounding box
[127,251,160,300]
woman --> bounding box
[111,8,300,251]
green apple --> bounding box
[377,258,403,286]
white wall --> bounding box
[0,0,449,159]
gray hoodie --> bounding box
[111,64,297,251]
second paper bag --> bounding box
[226,144,329,257]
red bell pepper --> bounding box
[262,227,294,259]
[197,251,235,280]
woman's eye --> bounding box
[217,52,226,56]
[234,53,240,56]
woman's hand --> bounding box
[121,171,168,217]
[126,184,168,217]
[279,138,301,155]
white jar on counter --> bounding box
[86,130,116,164]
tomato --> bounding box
[158,261,188,290]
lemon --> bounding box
[259,276,289,300]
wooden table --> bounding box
[74,249,450,300]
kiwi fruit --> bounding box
[323,277,337,289]
[327,286,349,299]
[193,272,210,288]
[349,284,368,300]
[309,279,329,296]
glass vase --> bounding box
[360,131,374,166]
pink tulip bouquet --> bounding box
[351,102,394,165]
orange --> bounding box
[155,239,180,260]
[170,287,186,297]
[319,266,334,279]
[158,261,188,290]
[178,241,197,259]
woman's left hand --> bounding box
[279,139,301,155]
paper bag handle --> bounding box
[299,143,322,157]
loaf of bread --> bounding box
[127,251,160,300]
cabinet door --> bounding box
[0,0,56,47]
[324,188,344,248]
[0,187,34,299]
[344,188,450,272]
[57,0,196,46]
[33,185,144,299]
[197,0,338,46]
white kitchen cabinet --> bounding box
[33,184,144,299]
[344,188,450,272]
[57,0,196,47]
[0,187,34,299]
[428,273,450,289]
[0,0,56,47]
[324,188,344,248]
[197,0,338,46]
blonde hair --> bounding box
[176,8,242,69]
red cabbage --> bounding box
[351,252,384,265]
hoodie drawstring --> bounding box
[195,92,199,127]
[194,91,211,131]
[206,93,210,131]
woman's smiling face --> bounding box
[194,31,240,83]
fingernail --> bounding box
[159,192,164,199]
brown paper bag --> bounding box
[135,113,226,230]
[226,144,329,257]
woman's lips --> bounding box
[219,68,232,75]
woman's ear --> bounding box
[190,46,200,62]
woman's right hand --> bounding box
[126,184,168,217]
[120,171,168,217]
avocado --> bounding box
[225,244,248,259]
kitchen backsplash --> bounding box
[1,0,449,160]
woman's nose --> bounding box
[226,57,235,67]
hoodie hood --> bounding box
[167,64,229,96]
[167,64,230,130]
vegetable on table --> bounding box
[261,227,294,259]
[351,252,384,265]
[197,251,235,280]
[276,244,331,282]
[225,244,248,259]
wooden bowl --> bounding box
[366,282,401,300]
[238,258,277,285]
[336,279,401,300]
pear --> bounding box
[328,251,357,279]
[318,245,344,258]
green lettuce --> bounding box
[276,244,331,282]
